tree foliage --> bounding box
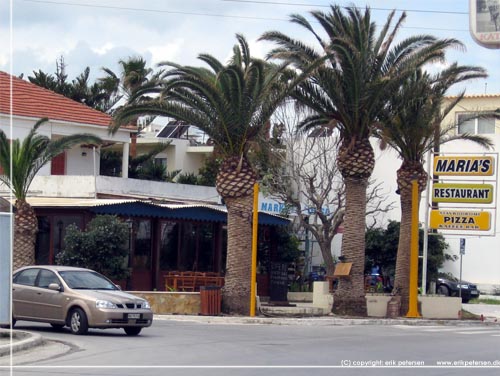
[365,220,456,288]
[56,215,130,281]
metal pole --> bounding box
[93,146,97,199]
[421,150,432,295]
[459,238,465,299]
[250,183,259,317]
[459,252,463,299]
[407,179,422,318]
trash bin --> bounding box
[199,286,222,316]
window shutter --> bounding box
[51,152,66,175]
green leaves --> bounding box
[262,5,462,144]
[56,215,130,281]
[114,34,297,162]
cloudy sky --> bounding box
[1,0,499,95]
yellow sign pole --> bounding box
[407,179,421,318]
[250,183,259,317]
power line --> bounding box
[21,0,470,33]
[220,0,469,15]
[21,0,290,22]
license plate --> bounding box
[127,313,140,319]
[470,290,478,294]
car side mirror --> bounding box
[48,283,62,292]
[115,284,122,291]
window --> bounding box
[154,157,167,169]
[37,269,60,288]
[133,219,152,270]
[457,113,496,134]
[14,269,39,286]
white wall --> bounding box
[0,114,130,177]
[96,176,220,204]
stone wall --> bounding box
[130,291,200,315]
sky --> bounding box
[0,0,499,96]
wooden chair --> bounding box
[178,275,197,292]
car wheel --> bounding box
[124,327,142,336]
[437,285,450,296]
[462,298,470,304]
[51,323,65,330]
[69,308,88,335]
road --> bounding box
[1,318,500,376]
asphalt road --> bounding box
[1,318,500,376]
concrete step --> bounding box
[259,304,326,317]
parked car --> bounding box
[9,265,153,335]
[436,277,480,303]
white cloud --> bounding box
[2,0,499,95]
[92,43,115,56]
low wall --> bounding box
[313,282,333,311]
[363,294,462,319]
[419,296,462,319]
[131,291,200,315]
[365,294,392,317]
[288,292,313,302]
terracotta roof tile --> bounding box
[0,71,112,127]
[446,94,500,99]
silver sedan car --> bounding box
[11,265,153,335]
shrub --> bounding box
[56,215,129,281]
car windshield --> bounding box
[58,270,118,290]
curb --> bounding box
[154,314,500,327]
[0,330,43,357]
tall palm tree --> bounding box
[99,56,159,108]
[261,4,462,316]
[0,118,101,270]
[100,57,163,156]
[376,65,493,314]
[113,34,308,314]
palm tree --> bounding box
[0,118,102,270]
[99,56,159,109]
[100,56,163,156]
[261,4,461,316]
[376,65,493,314]
[112,34,308,314]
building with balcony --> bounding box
[0,71,289,293]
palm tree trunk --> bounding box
[222,195,253,315]
[393,188,413,315]
[393,162,427,315]
[13,199,38,270]
[332,176,368,316]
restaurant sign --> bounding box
[432,183,494,203]
[430,210,491,231]
[433,156,494,176]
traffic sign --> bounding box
[460,238,466,255]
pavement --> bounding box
[1,298,500,364]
